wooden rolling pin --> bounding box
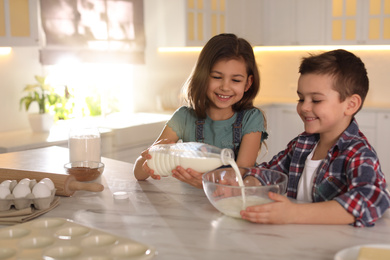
[0,168,104,196]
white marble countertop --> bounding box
[1,146,390,260]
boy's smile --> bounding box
[296,73,352,142]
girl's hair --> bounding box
[299,49,369,113]
[184,33,260,119]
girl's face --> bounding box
[206,58,252,117]
[297,73,352,141]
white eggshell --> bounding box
[39,178,55,191]
[32,183,51,198]
[18,178,31,186]
[12,183,31,198]
[0,186,11,199]
[0,180,17,191]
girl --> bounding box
[134,33,267,188]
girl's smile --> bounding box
[215,93,233,102]
[217,94,232,99]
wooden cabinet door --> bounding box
[0,0,39,46]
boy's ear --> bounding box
[345,94,362,116]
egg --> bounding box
[0,180,17,191]
[18,178,31,186]
[0,186,11,199]
[12,183,31,198]
[39,178,55,191]
[32,183,51,198]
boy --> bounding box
[241,49,390,227]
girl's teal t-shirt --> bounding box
[166,106,268,151]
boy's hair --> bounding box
[185,33,260,119]
[299,49,369,113]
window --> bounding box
[39,0,145,65]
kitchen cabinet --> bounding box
[185,0,227,46]
[376,112,390,180]
[260,0,390,46]
[0,0,39,46]
[155,0,262,47]
[261,0,326,46]
[327,0,390,45]
[154,0,223,47]
[258,103,390,181]
[257,104,303,164]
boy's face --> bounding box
[296,73,352,140]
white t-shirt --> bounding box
[297,146,322,202]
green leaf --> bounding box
[41,84,53,92]
[23,84,39,92]
[47,94,59,105]
[20,75,74,118]
[35,75,46,85]
[19,96,33,111]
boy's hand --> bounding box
[243,176,261,186]
[172,166,203,189]
[240,192,297,224]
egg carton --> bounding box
[0,217,156,260]
[0,192,56,212]
[0,179,56,212]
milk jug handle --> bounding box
[220,148,234,165]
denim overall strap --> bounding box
[195,119,205,142]
[233,110,245,157]
[195,110,244,156]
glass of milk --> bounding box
[202,167,288,218]
[68,127,101,163]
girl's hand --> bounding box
[141,139,177,180]
[140,149,161,180]
[213,175,262,199]
[212,177,244,198]
[172,166,203,189]
[240,192,297,224]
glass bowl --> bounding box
[64,161,104,182]
[202,167,288,218]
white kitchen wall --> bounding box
[139,47,390,114]
[254,49,390,108]
[0,47,42,131]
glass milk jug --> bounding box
[69,127,101,163]
[146,142,234,177]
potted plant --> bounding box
[19,75,69,132]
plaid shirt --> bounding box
[247,119,390,227]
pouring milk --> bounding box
[147,142,246,208]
